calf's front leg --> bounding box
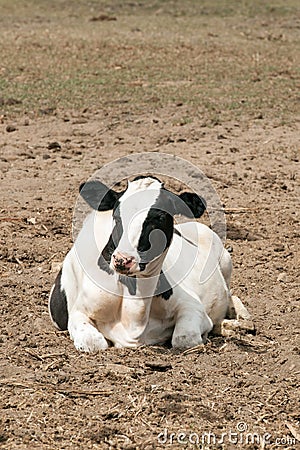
[68,310,109,353]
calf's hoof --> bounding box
[172,333,204,350]
[73,329,109,353]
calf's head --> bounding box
[80,176,206,277]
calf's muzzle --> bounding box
[112,252,136,272]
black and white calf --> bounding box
[49,176,238,352]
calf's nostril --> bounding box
[113,254,123,264]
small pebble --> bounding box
[277,272,287,282]
[274,245,285,252]
[6,125,16,132]
[48,141,61,150]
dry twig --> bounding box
[182,344,206,355]
[0,378,113,397]
[0,217,24,222]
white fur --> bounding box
[117,178,161,254]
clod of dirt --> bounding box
[145,362,172,372]
[39,107,56,115]
[6,125,17,132]
[274,245,285,252]
[33,318,50,334]
[0,433,8,444]
[219,319,255,338]
[277,272,287,282]
[105,363,135,374]
[26,217,36,225]
[89,14,117,22]
[47,141,61,150]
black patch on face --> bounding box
[118,275,137,295]
[98,252,114,275]
[154,271,173,300]
[137,204,173,264]
[98,201,123,274]
[49,269,68,330]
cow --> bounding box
[49,175,244,352]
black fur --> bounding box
[154,271,173,300]
[133,175,162,183]
[98,202,123,274]
[119,275,137,295]
[168,191,206,218]
[49,269,68,330]
[79,180,123,211]
[137,187,205,263]
[98,253,114,275]
[118,272,171,299]
[139,262,147,271]
[137,207,173,262]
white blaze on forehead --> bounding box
[118,178,162,253]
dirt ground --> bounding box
[0,1,299,449]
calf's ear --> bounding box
[171,191,206,218]
[79,180,122,211]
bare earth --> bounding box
[0,1,299,449]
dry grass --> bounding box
[0,0,299,123]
